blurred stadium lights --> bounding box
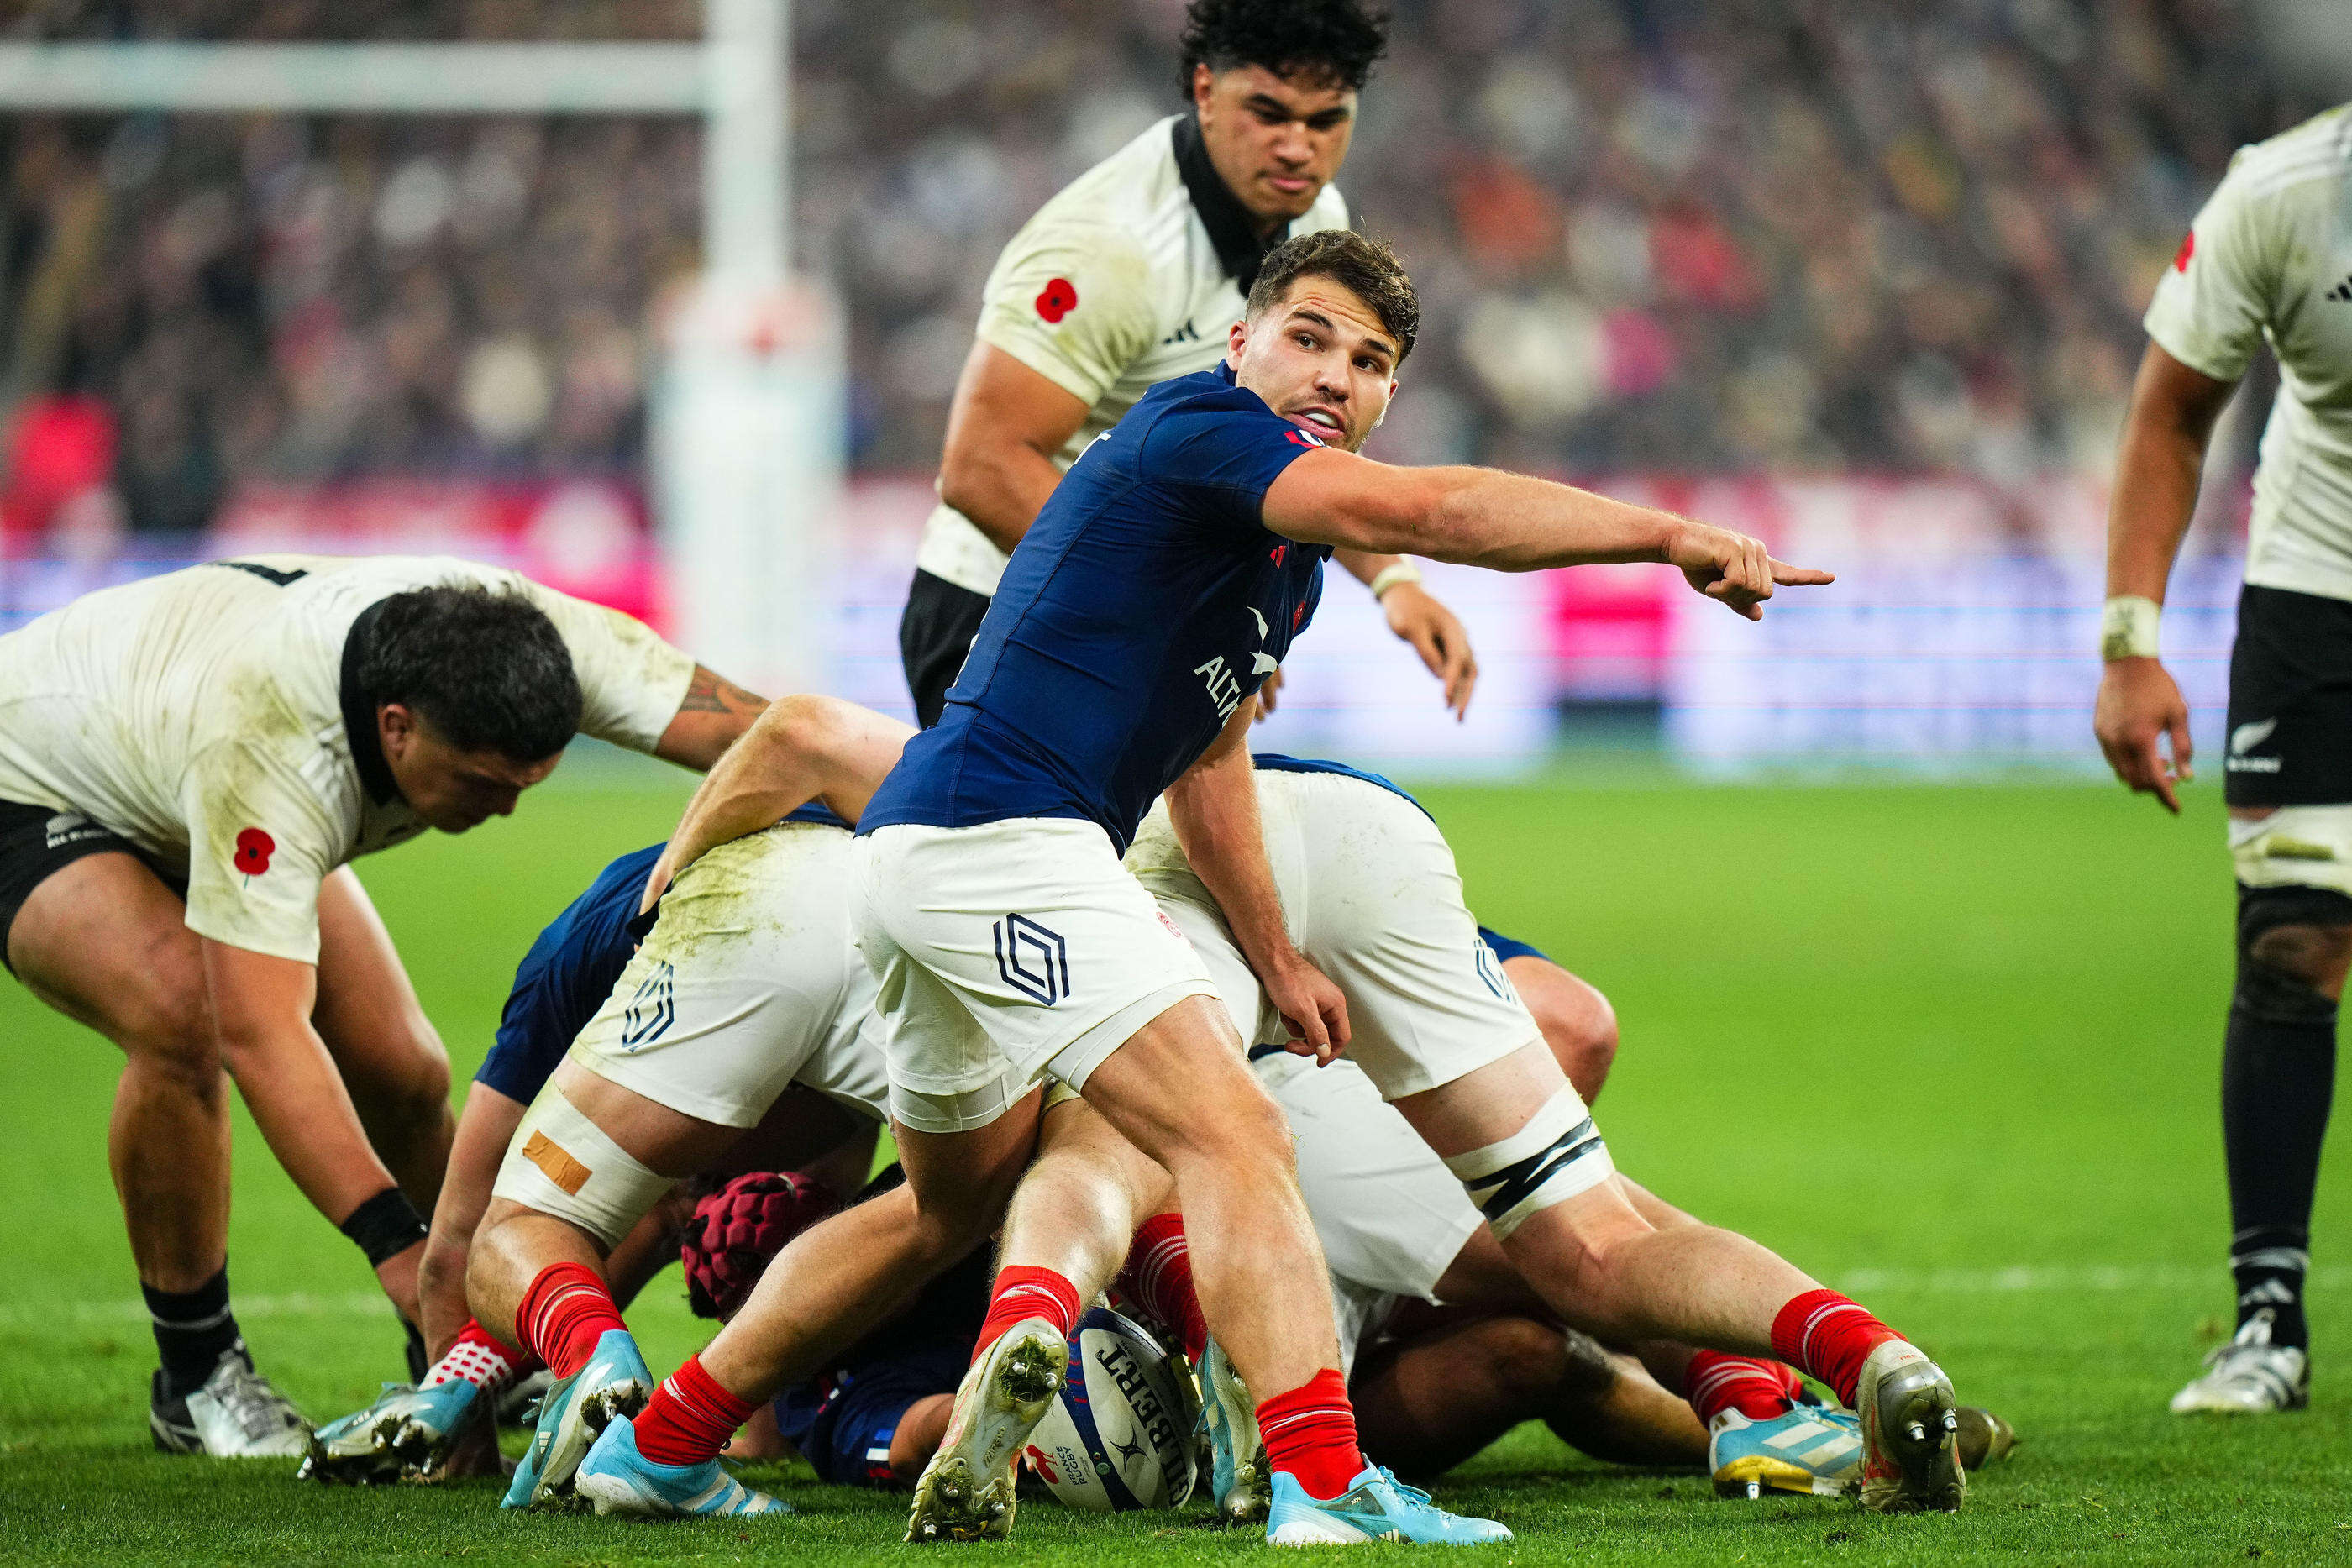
[0,1,836,699]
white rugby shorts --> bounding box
[1127,768,1545,1100]
[568,821,890,1127]
[852,818,1221,1131]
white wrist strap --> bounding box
[1368,561,1424,600]
[2101,595,2162,661]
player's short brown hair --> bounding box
[1245,230,1419,363]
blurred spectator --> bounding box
[0,0,2319,514]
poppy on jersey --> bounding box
[234,827,275,876]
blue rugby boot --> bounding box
[501,1329,653,1510]
[1708,1404,1864,1498]
[1199,1338,1268,1524]
[302,1378,480,1484]
[1265,1466,1511,1545]
[574,1414,791,1518]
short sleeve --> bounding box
[974,217,1159,409]
[517,583,696,753]
[1137,394,1328,534]
[2145,150,2283,385]
[179,742,344,964]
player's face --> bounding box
[377,705,564,833]
[1192,63,1356,230]
[1230,279,1398,454]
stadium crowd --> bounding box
[0,0,2313,547]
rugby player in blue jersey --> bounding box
[583,231,1964,1544]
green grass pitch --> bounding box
[2,769,2346,1564]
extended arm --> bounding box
[1164,698,1350,1062]
[201,941,422,1317]
[643,695,915,910]
[937,343,1093,556]
[654,665,769,772]
[2092,342,2240,813]
[416,1081,526,1357]
[1262,450,1830,618]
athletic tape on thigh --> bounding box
[490,1083,675,1251]
[1440,1088,1616,1239]
[2230,805,2352,898]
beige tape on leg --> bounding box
[491,1083,675,1252]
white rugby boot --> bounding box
[150,1350,311,1459]
[905,1318,1065,1543]
[2170,1310,2310,1414]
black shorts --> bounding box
[2226,585,2352,808]
[0,799,181,976]
[898,569,993,729]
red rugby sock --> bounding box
[514,1261,628,1381]
[422,1318,535,1395]
[1684,1350,1805,1424]
[1770,1289,1901,1408]
[1257,1367,1367,1501]
[972,1265,1081,1363]
[1118,1213,1209,1364]
[632,1353,756,1467]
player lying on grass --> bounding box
[0,554,764,1458]
[579,689,1969,1539]
[300,838,874,1484]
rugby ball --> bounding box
[1021,1307,1198,1512]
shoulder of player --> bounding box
[2221,107,2352,204]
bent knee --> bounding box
[113,975,220,1088]
[1522,968,1618,1101]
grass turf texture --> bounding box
[2,771,2346,1565]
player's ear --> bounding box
[376,701,417,757]
[1227,316,1250,364]
[1191,62,1215,114]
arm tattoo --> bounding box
[678,666,766,716]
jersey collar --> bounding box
[339,600,402,806]
[1173,111,1283,293]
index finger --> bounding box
[1769,559,1835,586]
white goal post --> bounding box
[0,0,836,696]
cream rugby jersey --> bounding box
[912,112,1349,597]
[0,555,693,963]
[2146,103,2352,604]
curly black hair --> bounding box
[1177,0,1390,98]
[359,583,583,761]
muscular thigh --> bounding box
[8,849,208,1055]
[313,866,444,1094]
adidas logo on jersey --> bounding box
[2329,273,2352,302]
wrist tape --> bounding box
[339,1186,428,1266]
[2101,595,2161,661]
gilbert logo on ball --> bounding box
[1036,276,1079,323]
[234,827,275,876]
[1022,1307,1197,1512]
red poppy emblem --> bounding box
[1035,277,1079,323]
[234,827,275,876]
[2174,229,2195,272]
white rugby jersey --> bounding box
[0,555,694,963]
[2145,102,2352,604]
[913,113,1350,597]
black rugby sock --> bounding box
[144,1267,243,1399]
[2222,988,2335,1351]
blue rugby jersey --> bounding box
[471,803,848,1104]
[861,364,1331,855]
